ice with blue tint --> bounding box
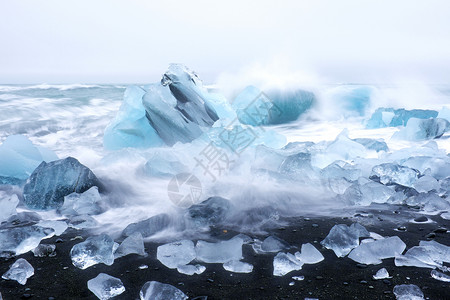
[393,284,424,300]
[431,270,450,282]
[403,156,450,180]
[366,107,438,128]
[188,196,232,227]
[413,175,440,193]
[103,85,164,150]
[156,240,196,269]
[176,264,206,275]
[59,186,103,216]
[70,234,117,269]
[23,157,103,210]
[0,192,19,223]
[37,220,68,236]
[260,236,290,253]
[143,150,189,177]
[325,85,374,116]
[232,86,315,125]
[87,273,125,300]
[32,244,56,257]
[340,181,396,206]
[0,225,55,257]
[321,223,370,257]
[195,235,245,263]
[347,236,406,264]
[139,281,188,300]
[0,135,58,183]
[273,252,304,276]
[223,260,253,273]
[395,240,450,269]
[295,243,324,264]
[122,213,170,238]
[114,233,146,259]
[371,163,419,187]
[393,117,449,141]
[352,138,389,152]
[373,268,391,280]
[142,64,219,146]
[2,258,34,285]
[438,106,450,121]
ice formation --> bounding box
[70,234,116,269]
[32,243,56,257]
[393,284,424,300]
[430,270,450,282]
[320,223,370,257]
[2,258,34,285]
[366,108,438,128]
[188,196,232,226]
[139,281,188,300]
[223,260,253,273]
[260,236,290,253]
[87,273,125,300]
[394,117,449,140]
[0,135,58,184]
[122,213,170,237]
[176,264,205,275]
[373,268,391,280]
[295,243,324,264]
[395,240,450,269]
[156,240,196,269]
[0,192,19,223]
[114,232,146,259]
[23,157,103,210]
[59,186,103,216]
[273,252,304,276]
[347,236,406,264]
[0,225,54,257]
[195,236,244,263]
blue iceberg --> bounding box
[23,157,103,210]
[366,108,438,129]
[325,85,374,116]
[0,135,58,184]
[393,117,449,141]
[232,85,315,125]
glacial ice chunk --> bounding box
[403,156,450,180]
[157,240,196,269]
[59,186,103,216]
[393,284,424,300]
[87,273,125,300]
[32,244,56,257]
[139,281,188,300]
[347,236,406,264]
[23,157,103,210]
[320,223,370,257]
[413,175,440,193]
[394,241,450,269]
[70,234,116,269]
[2,258,34,285]
[0,192,19,223]
[430,269,450,282]
[366,107,438,128]
[340,181,396,206]
[371,163,419,187]
[176,264,205,275]
[114,232,146,259]
[0,225,54,257]
[188,196,231,226]
[438,106,450,122]
[295,243,324,264]
[103,85,164,150]
[195,236,244,263]
[352,138,388,152]
[394,117,449,141]
[223,260,253,273]
[273,252,303,276]
[122,213,170,238]
[325,85,373,116]
[373,268,391,280]
[0,135,58,182]
[36,220,68,236]
[260,236,290,253]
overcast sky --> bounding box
[1,0,450,84]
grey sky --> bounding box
[1,0,449,84]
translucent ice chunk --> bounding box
[394,117,449,141]
[195,236,244,263]
[36,220,68,236]
[366,107,437,128]
[70,234,116,269]
[114,232,146,259]
[59,186,103,216]
[188,196,232,226]
[413,175,440,193]
[325,85,374,116]
[340,181,396,206]
[394,241,450,269]
[122,214,170,238]
[0,225,54,257]
[139,281,188,300]
[0,135,58,182]
[32,244,56,257]
[393,284,424,300]
[430,269,450,282]
[371,163,419,187]
[352,138,388,152]
[223,260,253,273]
[260,236,290,253]
[87,273,125,300]
[295,243,324,264]
[320,223,370,257]
[157,240,196,269]
[23,157,103,210]
[348,236,406,265]
[0,192,19,223]
[438,106,450,122]
[403,156,450,180]
[176,264,205,275]
[273,252,303,276]
[2,258,34,285]
[373,268,391,279]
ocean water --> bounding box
[1,83,449,238]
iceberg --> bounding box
[394,117,449,141]
[114,232,146,259]
[139,281,188,300]
[437,106,450,121]
[347,236,406,264]
[320,223,370,257]
[273,252,303,276]
[366,107,438,128]
[0,135,58,183]
[195,235,244,263]
[232,85,315,125]
[70,234,116,269]
[122,213,170,238]
[393,284,424,300]
[156,240,196,269]
[87,273,125,300]
[188,196,232,226]
[371,163,419,187]
[23,157,103,210]
[325,85,374,116]
[2,258,34,285]
[59,186,103,216]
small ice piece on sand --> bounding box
[157,240,196,269]
[395,240,450,269]
[273,252,304,276]
[87,273,125,300]
[430,270,450,282]
[114,233,146,259]
[348,236,406,265]
[177,264,206,275]
[292,275,305,281]
[373,268,391,280]
[32,244,56,257]
[295,243,324,264]
[393,284,424,300]
[223,260,253,273]
[2,258,34,285]
[60,186,103,216]
[139,281,188,300]
[196,236,244,263]
[70,234,116,269]
[321,223,370,257]
[260,236,290,253]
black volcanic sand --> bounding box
[0,205,449,300]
